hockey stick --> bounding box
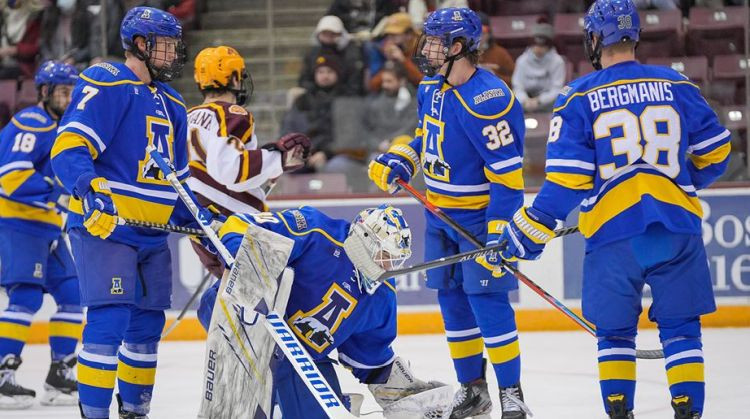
[118,217,206,236]
[396,179,664,360]
[161,270,212,338]
[147,146,354,415]
[377,225,577,281]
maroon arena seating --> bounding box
[577,59,596,78]
[523,112,552,185]
[0,80,17,127]
[491,0,555,17]
[687,6,748,61]
[718,105,747,132]
[711,54,749,105]
[637,8,684,59]
[15,79,38,111]
[490,14,543,59]
[646,56,709,87]
[553,13,586,65]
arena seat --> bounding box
[637,8,684,59]
[491,0,555,17]
[15,79,37,111]
[646,56,709,87]
[719,105,748,132]
[577,59,595,78]
[710,54,749,105]
[0,80,17,127]
[523,112,552,186]
[553,13,586,65]
[687,6,748,61]
[490,14,543,59]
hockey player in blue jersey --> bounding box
[49,7,201,419]
[0,61,81,409]
[497,1,730,418]
[198,205,451,418]
[368,7,529,419]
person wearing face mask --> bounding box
[39,0,94,66]
[299,15,365,96]
[511,19,566,112]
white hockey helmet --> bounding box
[344,205,412,294]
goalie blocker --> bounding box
[198,205,454,418]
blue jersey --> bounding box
[535,61,731,250]
[51,62,191,246]
[408,68,525,231]
[218,206,397,370]
[0,106,64,239]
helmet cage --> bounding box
[413,32,470,77]
[129,32,186,82]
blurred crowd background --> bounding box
[1,0,748,194]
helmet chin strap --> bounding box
[441,41,470,83]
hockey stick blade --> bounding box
[395,179,664,360]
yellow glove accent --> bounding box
[368,160,393,193]
[82,177,117,239]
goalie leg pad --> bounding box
[368,357,451,417]
[273,356,345,419]
[383,385,454,419]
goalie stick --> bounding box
[147,146,354,417]
[396,179,664,360]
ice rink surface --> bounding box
[4,328,748,418]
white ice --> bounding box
[3,328,748,418]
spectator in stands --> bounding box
[476,11,514,86]
[407,0,467,30]
[40,0,99,68]
[327,0,403,36]
[367,12,423,92]
[362,61,416,158]
[633,0,679,9]
[511,19,565,112]
[281,55,345,172]
[0,0,44,79]
[299,15,365,96]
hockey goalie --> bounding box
[197,205,453,418]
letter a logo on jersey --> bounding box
[139,116,174,184]
[288,283,357,352]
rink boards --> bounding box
[8,187,750,342]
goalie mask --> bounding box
[344,205,412,294]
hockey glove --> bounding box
[368,144,420,194]
[76,175,118,239]
[499,206,557,261]
[262,132,311,172]
[474,221,514,278]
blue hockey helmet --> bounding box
[423,7,482,52]
[584,0,641,70]
[34,60,78,87]
[120,6,186,82]
[415,8,482,77]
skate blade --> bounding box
[39,386,78,406]
[0,394,35,410]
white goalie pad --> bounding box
[383,385,454,419]
[198,223,294,419]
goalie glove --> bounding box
[262,132,311,172]
[367,357,452,419]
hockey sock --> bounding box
[468,292,521,387]
[437,287,484,383]
[49,278,83,361]
[0,284,43,357]
[118,308,165,415]
[78,304,130,418]
[596,326,637,413]
[659,317,705,414]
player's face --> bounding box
[150,36,179,69]
[49,84,74,115]
[421,36,446,68]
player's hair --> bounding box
[454,37,480,65]
[602,39,637,55]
